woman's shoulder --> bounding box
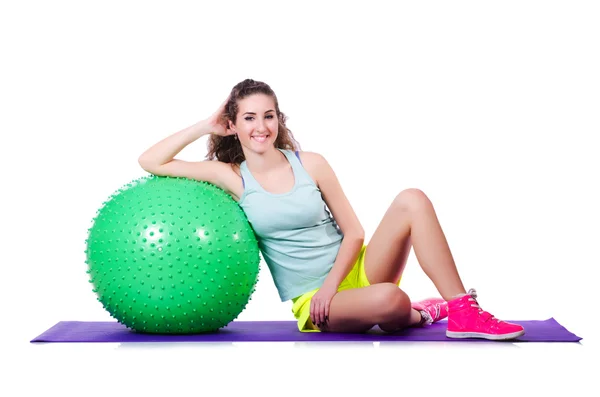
[296,150,327,167]
[213,161,244,201]
[295,150,331,186]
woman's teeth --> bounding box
[252,135,268,142]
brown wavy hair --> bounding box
[206,79,300,165]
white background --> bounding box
[2,1,599,396]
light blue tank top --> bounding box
[238,149,344,301]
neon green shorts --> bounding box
[290,245,401,332]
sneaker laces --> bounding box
[467,288,498,322]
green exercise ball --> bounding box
[84,175,261,334]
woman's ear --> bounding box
[228,120,236,132]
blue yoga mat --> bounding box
[31,318,581,343]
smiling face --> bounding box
[229,93,279,155]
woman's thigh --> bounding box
[362,189,431,284]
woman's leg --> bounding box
[363,188,466,300]
[321,283,422,333]
[318,187,461,333]
[361,188,524,340]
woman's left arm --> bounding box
[302,152,365,327]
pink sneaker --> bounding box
[411,297,448,326]
[446,289,525,340]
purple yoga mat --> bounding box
[31,318,581,343]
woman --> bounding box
[138,78,525,340]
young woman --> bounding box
[138,79,525,340]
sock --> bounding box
[450,292,468,301]
[419,310,433,326]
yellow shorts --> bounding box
[290,245,401,332]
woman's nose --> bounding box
[256,120,267,133]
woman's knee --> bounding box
[392,188,432,213]
[372,283,411,321]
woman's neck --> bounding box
[244,147,287,174]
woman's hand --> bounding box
[310,283,338,329]
[203,98,236,137]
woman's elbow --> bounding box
[138,154,149,168]
[138,155,157,173]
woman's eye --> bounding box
[245,115,274,121]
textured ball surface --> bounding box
[85,175,260,334]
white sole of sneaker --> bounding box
[446,330,525,340]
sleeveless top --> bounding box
[238,149,344,301]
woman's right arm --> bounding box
[138,100,241,196]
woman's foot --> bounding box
[411,297,448,326]
[446,289,525,340]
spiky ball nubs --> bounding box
[85,175,260,334]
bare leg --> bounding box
[364,188,466,301]
[317,283,423,333]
